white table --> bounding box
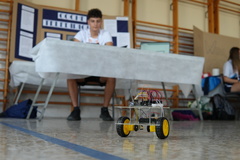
[9,60,131,102]
[28,38,205,120]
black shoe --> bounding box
[67,107,81,121]
[100,107,114,121]
[0,112,6,118]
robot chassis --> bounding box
[115,90,170,139]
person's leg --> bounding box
[67,79,79,107]
[230,83,240,92]
[99,77,116,121]
[66,79,84,121]
[102,77,116,107]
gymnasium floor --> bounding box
[0,118,239,160]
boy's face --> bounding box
[88,17,102,32]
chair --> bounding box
[219,74,240,119]
[77,77,116,118]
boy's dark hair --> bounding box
[87,8,102,20]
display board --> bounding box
[140,42,170,53]
[193,26,240,73]
[10,0,132,62]
[11,2,38,61]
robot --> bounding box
[116,90,170,139]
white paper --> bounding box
[20,6,34,32]
[46,32,61,39]
[117,33,130,48]
[19,35,33,58]
[116,17,128,21]
[104,19,117,36]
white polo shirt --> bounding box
[74,29,112,45]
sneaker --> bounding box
[67,107,81,121]
[0,112,6,118]
[100,107,114,121]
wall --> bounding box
[25,0,76,10]
[178,1,208,31]
[137,0,171,25]
[194,26,240,73]
[79,0,124,16]
[220,11,240,38]
[25,0,124,15]
[25,0,240,39]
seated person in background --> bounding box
[67,8,116,121]
[223,47,240,93]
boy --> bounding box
[67,8,116,121]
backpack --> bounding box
[211,94,235,120]
[0,99,37,119]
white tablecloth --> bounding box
[30,38,205,97]
[9,61,67,88]
[9,60,131,90]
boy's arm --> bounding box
[74,38,80,42]
[105,41,113,46]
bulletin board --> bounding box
[10,0,133,62]
[193,26,240,73]
[10,2,39,61]
[140,42,170,53]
